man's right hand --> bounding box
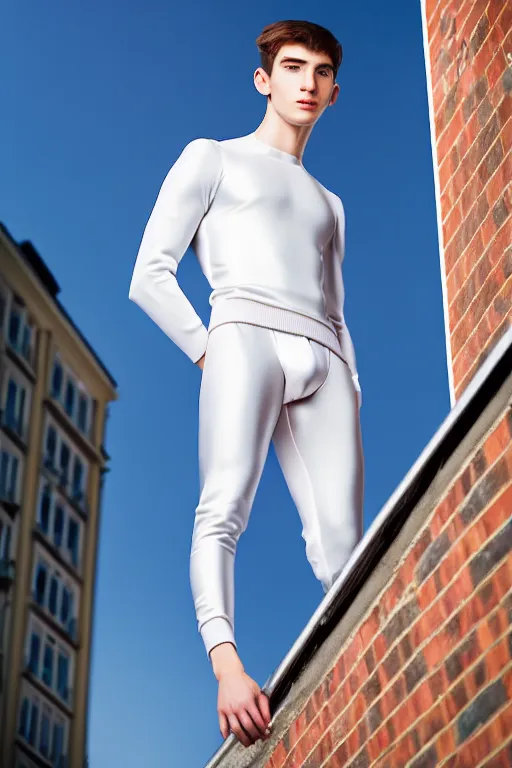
[196,353,206,370]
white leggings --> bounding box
[190,322,364,659]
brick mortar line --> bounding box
[435,667,512,768]
[322,621,512,768]
[452,272,512,379]
[441,91,510,232]
[430,0,487,86]
[434,3,494,150]
[455,313,512,398]
[448,217,511,342]
[281,457,512,767]
[425,421,512,546]
[378,643,512,768]
[443,124,510,261]
[442,131,508,286]
[446,176,512,315]
[441,111,509,260]
[474,731,512,768]
[455,315,512,395]
[289,543,512,768]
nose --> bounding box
[301,69,317,94]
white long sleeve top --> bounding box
[129,131,362,406]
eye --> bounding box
[284,65,300,70]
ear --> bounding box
[254,67,271,97]
[328,82,340,107]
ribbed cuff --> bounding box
[201,616,237,659]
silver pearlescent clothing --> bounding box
[128,131,361,407]
[191,323,364,658]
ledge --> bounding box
[203,323,512,767]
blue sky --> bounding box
[2,1,450,766]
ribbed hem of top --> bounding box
[201,616,237,659]
[208,298,347,363]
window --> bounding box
[57,652,69,701]
[39,707,51,758]
[48,576,58,616]
[39,484,52,534]
[64,379,75,419]
[60,587,70,625]
[77,394,88,433]
[42,643,54,687]
[71,457,83,500]
[0,518,12,560]
[53,505,64,549]
[67,519,79,567]
[59,442,70,489]
[4,377,26,437]
[18,687,68,763]
[28,632,41,675]
[51,360,63,400]
[52,721,64,764]
[34,563,47,606]
[18,698,29,739]
[45,426,57,469]
[28,700,39,746]
[8,298,34,364]
[0,449,19,503]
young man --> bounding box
[129,19,364,750]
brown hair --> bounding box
[255,20,343,80]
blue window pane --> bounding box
[49,577,58,615]
[53,505,64,548]
[45,427,57,466]
[28,702,39,746]
[21,324,32,361]
[60,587,69,624]
[18,698,29,738]
[42,644,53,686]
[28,632,40,675]
[67,520,79,566]
[40,713,50,757]
[0,451,8,499]
[78,395,88,432]
[4,379,17,430]
[40,486,51,534]
[51,361,63,399]
[8,308,20,348]
[9,455,18,499]
[52,723,63,762]
[64,380,75,418]
[35,564,47,606]
[72,458,83,498]
[59,443,70,488]
[57,654,69,700]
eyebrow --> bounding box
[279,56,334,73]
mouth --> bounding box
[297,100,318,110]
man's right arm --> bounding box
[129,138,222,364]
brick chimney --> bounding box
[423,0,511,405]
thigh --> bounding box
[198,323,285,503]
[272,350,364,547]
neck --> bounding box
[253,112,314,164]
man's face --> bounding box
[256,43,340,126]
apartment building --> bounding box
[0,223,118,768]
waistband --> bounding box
[208,298,347,363]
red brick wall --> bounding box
[425,0,511,401]
[265,412,512,768]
